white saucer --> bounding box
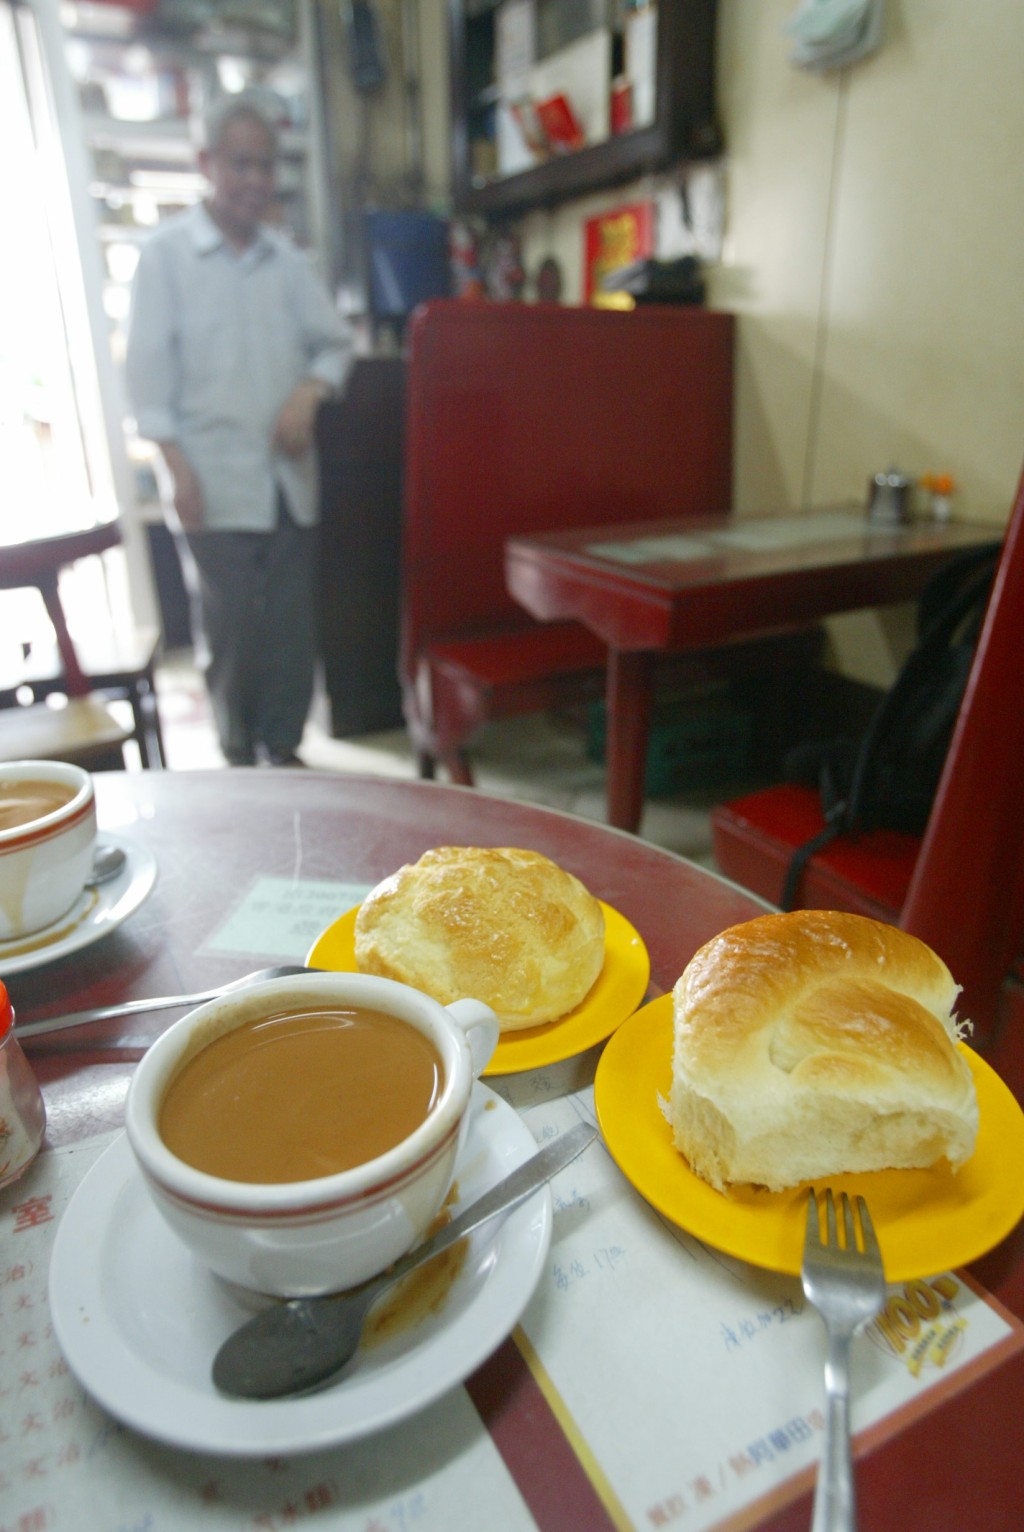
[0,833,157,977]
[49,1084,553,1456]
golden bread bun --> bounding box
[354,846,606,1030]
[664,909,978,1192]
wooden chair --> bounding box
[0,522,163,770]
[400,299,736,782]
[711,457,1024,1090]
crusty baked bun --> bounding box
[354,846,605,1030]
[664,910,978,1193]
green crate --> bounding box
[585,696,754,797]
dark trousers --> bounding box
[181,497,316,764]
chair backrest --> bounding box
[399,299,734,678]
[0,522,123,697]
[901,459,1024,1031]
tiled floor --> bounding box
[152,650,728,869]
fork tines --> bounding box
[805,1187,882,1260]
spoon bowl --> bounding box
[212,1121,597,1399]
[86,842,127,887]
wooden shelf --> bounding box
[449,0,720,217]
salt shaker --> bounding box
[0,981,46,1190]
[868,466,914,524]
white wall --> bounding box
[714,0,1024,527]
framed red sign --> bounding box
[582,201,654,309]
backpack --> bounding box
[779,541,1003,910]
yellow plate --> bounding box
[307,902,650,1076]
[594,993,1024,1281]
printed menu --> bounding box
[509,1087,1023,1532]
[2,1083,1020,1532]
[0,1132,537,1532]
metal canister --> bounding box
[868,467,914,523]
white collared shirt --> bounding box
[126,204,354,531]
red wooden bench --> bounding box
[399,299,742,783]
[712,457,1024,1096]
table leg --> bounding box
[606,649,653,833]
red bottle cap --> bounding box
[0,981,12,1042]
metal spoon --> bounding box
[213,1120,598,1400]
[15,964,317,1040]
[86,843,127,887]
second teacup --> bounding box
[0,760,96,940]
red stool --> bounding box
[711,783,918,923]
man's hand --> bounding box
[273,379,329,458]
[172,461,205,531]
[159,443,204,531]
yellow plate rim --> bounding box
[306,901,650,1075]
[594,993,1024,1281]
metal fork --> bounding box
[801,1188,886,1532]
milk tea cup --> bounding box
[0,761,96,940]
[124,972,500,1297]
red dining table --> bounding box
[4,769,1023,1532]
[505,506,1001,833]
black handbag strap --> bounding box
[779,801,849,911]
[779,543,1000,911]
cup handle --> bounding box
[445,999,500,1078]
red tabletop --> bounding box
[0,523,121,581]
[16,770,766,1146]
[11,770,1024,1532]
[505,507,1001,832]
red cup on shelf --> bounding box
[611,76,633,135]
[536,93,586,152]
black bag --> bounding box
[780,541,1003,910]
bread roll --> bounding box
[354,846,605,1030]
[664,909,978,1192]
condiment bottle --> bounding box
[925,472,956,520]
[868,466,914,523]
[0,981,46,1189]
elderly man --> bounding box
[126,92,354,766]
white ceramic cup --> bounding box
[0,761,96,940]
[124,972,500,1297]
